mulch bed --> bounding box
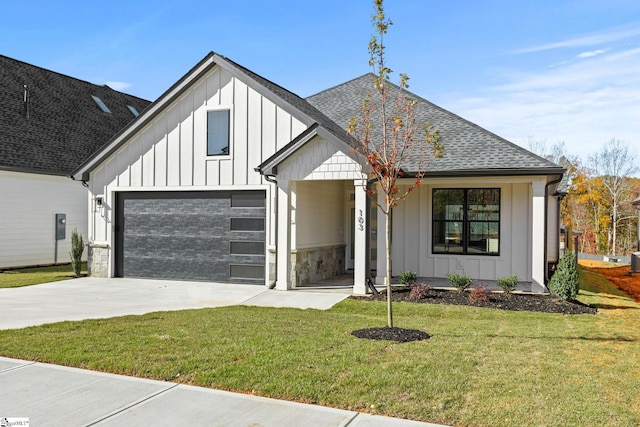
[590,265,640,303]
[351,287,596,315]
[349,287,596,342]
[351,327,431,343]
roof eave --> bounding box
[417,167,565,178]
[0,165,68,177]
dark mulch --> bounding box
[350,287,597,315]
[351,327,431,343]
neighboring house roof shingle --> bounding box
[307,74,564,176]
[0,55,151,176]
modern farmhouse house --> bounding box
[71,52,565,293]
[0,55,150,269]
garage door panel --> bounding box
[116,191,265,283]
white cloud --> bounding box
[577,48,609,58]
[441,45,640,166]
[104,81,132,91]
[513,24,640,53]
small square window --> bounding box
[207,109,230,156]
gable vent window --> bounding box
[127,105,140,117]
[207,109,230,156]
[91,95,112,113]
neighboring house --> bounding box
[0,55,150,269]
[71,52,565,293]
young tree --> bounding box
[589,139,639,256]
[348,0,443,328]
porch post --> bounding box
[353,179,369,294]
[531,180,546,292]
[375,187,387,286]
[276,180,292,290]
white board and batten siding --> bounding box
[88,66,307,247]
[387,178,540,283]
[0,171,88,268]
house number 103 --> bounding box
[358,209,365,231]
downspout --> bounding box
[264,174,278,289]
[544,174,564,290]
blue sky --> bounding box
[2,0,639,166]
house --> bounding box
[0,55,151,269]
[71,52,565,293]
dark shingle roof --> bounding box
[0,55,151,176]
[217,54,352,147]
[307,74,563,175]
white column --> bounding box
[375,187,387,286]
[531,180,546,292]
[276,181,292,290]
[353,179,368,295]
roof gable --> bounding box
[0,55,151,176]
[307,74,564,175]
[73,52,355,179]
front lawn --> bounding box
[0,262,87,288]
[1,266,639,426]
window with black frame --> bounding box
[432,188,500,255]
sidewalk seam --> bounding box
[83,382,180,426]
[0,360,36,374]
[342,412,361,426]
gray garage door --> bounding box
[115,191,265,283]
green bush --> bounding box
[548,252,579,301]
[69,228,84,277]
[400,271,417,285]
[448,273,473,291]
[497,274,519,295]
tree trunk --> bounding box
[385,208,393,328]
[612,198,618,256]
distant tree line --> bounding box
[530,138,639,256]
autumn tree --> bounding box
[589,139,639,256]
[348,0,443,328]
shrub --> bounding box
[69,228,84,277]
[400,271,417,285]
[497,274,518,295]
[409,283,432,301]
[548,251,579,301]
[469,285,489,303]
[448,273,473,292]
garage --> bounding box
[114,190,266,284]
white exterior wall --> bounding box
[87,66,307,277]
[293,180,345,250]
[0,170,88,268]
[386,177,542,284]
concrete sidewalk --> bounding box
[1,357,448,427]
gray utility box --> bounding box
[631,252,640,274]
[55,213,66,240]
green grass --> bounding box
[0,262,87,288]
[1,266,639,426]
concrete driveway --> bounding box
[0,277,349,330]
